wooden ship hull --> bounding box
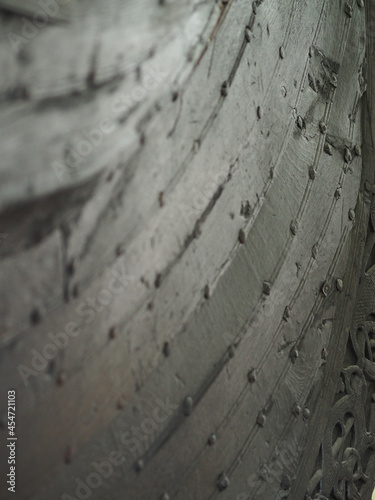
[1,0,375,499]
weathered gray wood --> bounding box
[0,0,373,499]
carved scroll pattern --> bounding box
[306,267,375,499]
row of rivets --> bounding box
[292,404,310,420]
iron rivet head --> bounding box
[290,346,299,361]
[344,2,353,16]
[321,347,328,360]
[217,473,230,491]
[354,144,362,156]
[183,396,193,416]
[324,143,333,155]
[365,181,372,192]
[108,326,117,340]
[281,474,291,491]
[208,433,217,446]
[290,220,298,236]
[335,187,342,200]
[321,281,329,297]
[309,166,316,180]
[263,281,271,295]
[357,0,365,7]
[134,459,144,473]
[330,74,338,88]
[115,243,124,256]
[193,139,200,153]
[57,371,67,386]
[204,284,210,300]
[336,278,343,291]
[155,273,162,288]
[319,121,327,134]
[238,228,246,244]
[257,412,266,427]
[344,147,352,163]
[160,494,170,500]
[283,306,291,321]
[279,46,285,59]
[162,341,170,357]
[348,208,355,221]
[312,243,318,259]
[257,105,263,119]
[221,81,228,97]
[66,260,75,275]
[247,368,257,383]
[30,307,41,325]
[296,115,304,130]
[64,444,75,464]
[293,403,301,416]
[245,26,251,42]
[117,397,126,410]
[303,408,311,420]
[228,345,235,358]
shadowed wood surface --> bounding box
[0,0,374,499]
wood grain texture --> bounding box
[0,0,372,499]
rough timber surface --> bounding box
[0,0,374,499]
